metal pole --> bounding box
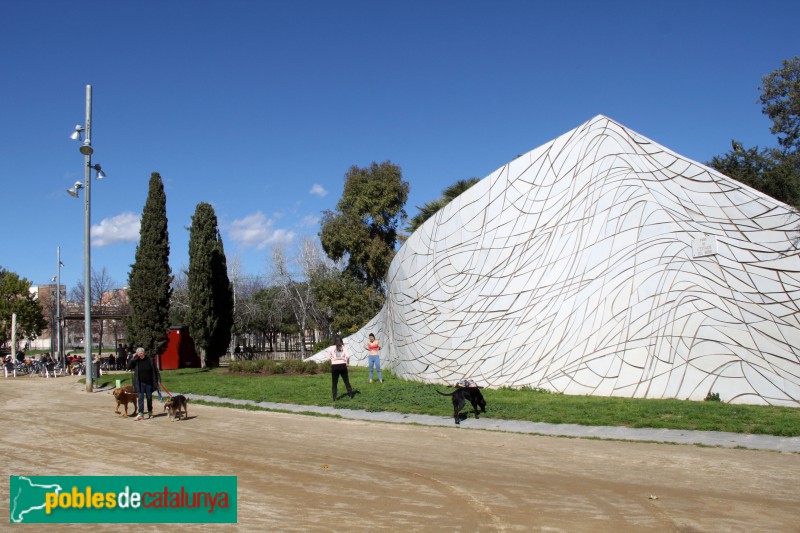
[11,313,17,358]
[83,85,93,392]
[49,289,55,358]
[56,246,62,366]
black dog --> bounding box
[164,394,189,420]
[436,385,487,425]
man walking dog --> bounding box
[127,347,161,420]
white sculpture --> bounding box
[311,115,800,406]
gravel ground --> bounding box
[1,375,798,532]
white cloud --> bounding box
[300,214,321,228]
[91,212,141,247]
[309,184,327,197]
[228,211,296,250]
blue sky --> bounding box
[1,0,798,291]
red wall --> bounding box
[159,327,201,370]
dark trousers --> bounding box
[137,381,154,414]
[331,364,352,400]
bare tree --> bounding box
[231,273,267,354]
[269,237,330,357]
[169,267,190,327]
[228,254,255,352]
[104,289,129,354]
[69,267,122,353]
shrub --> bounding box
[705,391,721,402]
[312,339,334,353]
[527,386,557,394]
[229,359,330,375]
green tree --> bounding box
[710,145,800,208]
[187,202,233,367]
[320,161,410,294]
[210,230,234,363]
[406,177,481,233]
[709,57,800,209]
[760,56,800,152]
[311,264,382,337]
[0,267,47,347]
[126,172,173,358]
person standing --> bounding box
[3,355,15,378]
[127,347,161,420]
[364,333,383,383]
[121,344,130,369]
[42,353,54,378]
[115,343,125,369]
[327,337,354,401]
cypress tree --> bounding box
[209,229,233,362]
[126,172,172,358]
[187,202,233,367]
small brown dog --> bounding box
[113,385,138,417]
[164,395,189,421]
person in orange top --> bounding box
[364,333,383,383]
[327,337,354,401]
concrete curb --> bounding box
[181,393,800,452]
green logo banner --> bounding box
[9,476,237,523]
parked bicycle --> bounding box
[71,361,86,376]
[14,360,31,376]
[27,359,45,377]
[51,361,66,377]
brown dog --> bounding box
[113,385,138,417]
[164,395,189,421]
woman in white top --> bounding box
[327,337,354,401]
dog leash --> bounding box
[159,382,174,398]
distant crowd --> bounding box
[3,342,137,378]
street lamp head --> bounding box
[70,125,84,141]
[66,181,84,198]
[79,141,94,156]
[92,164,106,179]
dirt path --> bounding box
[1,376,798,532]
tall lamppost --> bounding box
[66,84,106,392]
[54,247,63,366]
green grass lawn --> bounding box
[104,367,800,436]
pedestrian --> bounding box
[45,353,56,378]
[41,353,53,378]
[327,337,354,401]
[127,347,161,420]
[116,343,126,369]
[364,333,383,383]
[3,355,15,378]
